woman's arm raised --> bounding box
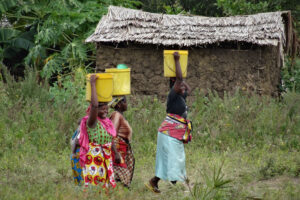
[173,52,183,93]
[87,74,98,128]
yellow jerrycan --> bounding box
[164,50,188,78]
[105,68,131,96]
[86,73,113,102]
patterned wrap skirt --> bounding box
[83,142,116,188]
[71,147,84,185]
[155,132,186,181]
[112,136,135,187]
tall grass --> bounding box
[0,69,299,199]
[189,89,300,151]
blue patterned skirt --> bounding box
[71,147,84,185]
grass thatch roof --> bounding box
[87,6,290,46]
[86,6,298,61]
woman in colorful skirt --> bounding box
[146,52,192,193]
[78,74,121,189]
[109,96,135,187]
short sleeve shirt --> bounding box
[166,88,188,118]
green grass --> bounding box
[0,69,299,199]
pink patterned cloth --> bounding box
[79,114,116,167]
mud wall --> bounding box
[96,43,280,97]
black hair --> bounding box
[122,96,126,103]
[114,96,126,112]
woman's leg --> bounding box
[150,176,160,188]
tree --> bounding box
[180,0,223,16]
[0,0,142,79]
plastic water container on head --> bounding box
[105,67,131,96]
[86,73,113,102]
[164,50,188,78]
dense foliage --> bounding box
[0,0,141,79]
[281,57,300,92]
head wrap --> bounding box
[109,96,125,109]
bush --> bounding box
[281,57,300,93]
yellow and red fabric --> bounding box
[112,137,127,168]
[83,142,116,188]
[158,113,192,143]
[112,136,135,187]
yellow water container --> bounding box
[105,68,131,96]
[164,50,188,77]
[86,73,113,102]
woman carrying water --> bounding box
[109,96,135,187]
[147,52,192,193]
[79,74,121,189]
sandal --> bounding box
[145,181,161,193]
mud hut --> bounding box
[86,6,298,97]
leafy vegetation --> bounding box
[0,0,141,79]
[0,69,299,199]
[281,57,300,93]
[216,0,300,35]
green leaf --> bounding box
[61,40,87,61]
[0,0,17,13]
[10,38,34,51]
[41,53,63,78]
[25,45,46,67]
[0,28,21,42]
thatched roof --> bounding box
[87,6,291,46]
[86,6,299,63]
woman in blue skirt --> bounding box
[146,52,192,193]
